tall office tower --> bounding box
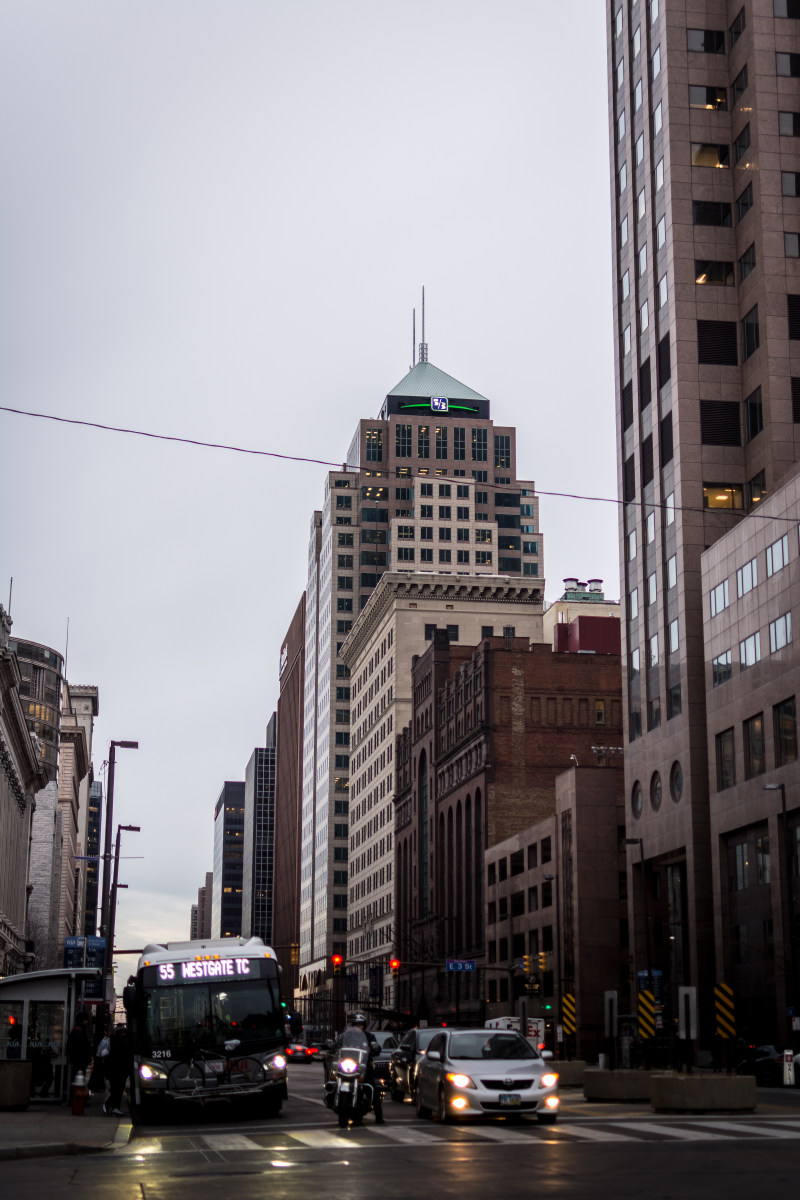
[211,781,245,938]
[242,716,277,942]
[298,355,544,1008]
[82,780,103,937]
[607,1,800,1031]
[197,870,213,939]
[274,596,306,995]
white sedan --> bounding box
[414,1028,559,1124]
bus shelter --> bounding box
[0,968,101,1102]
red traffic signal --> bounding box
[331,954,343,976]
[389,958,400,977]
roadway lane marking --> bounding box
[200,1134,265,1151]
[617,1122,729,1142]
[700,1121,800,1139]
[458,1124,538,1144]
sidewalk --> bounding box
[0,1099,132,1161]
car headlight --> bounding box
[446,1072,475,1089]
[139,1063,168,1082]
[271,1055,287,1071]
[339,1058,359,1074]
[539,1072,559,1089]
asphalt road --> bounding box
[4,1068,800,1200]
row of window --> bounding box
[711,612,792,686]
[384,425,507,463]
[716,697,798,790]
[487,837,552,885]
[710,532,794,618]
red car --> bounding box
[286,1043,320,1063]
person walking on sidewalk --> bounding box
[103,1023,129,1116]
[66,1013,92,1079]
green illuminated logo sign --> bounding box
[399,398,479,414]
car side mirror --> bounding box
[541,1050,553,1060]
[427,1050,441,1061]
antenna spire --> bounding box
[418,285,428,363]
[411,308,416,369]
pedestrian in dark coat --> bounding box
[66,1013,92,1075]
[103,1024,130,1116]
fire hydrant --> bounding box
[71,1070,87,1116]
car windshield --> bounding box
[448,1032,537,1060]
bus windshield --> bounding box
[140,976,283,1054]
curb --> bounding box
[0,1140,112,1162]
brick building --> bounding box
[394,619,623,1026]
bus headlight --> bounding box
[139,1063,168,1083]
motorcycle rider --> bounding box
[341,1012,384,1124]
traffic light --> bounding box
[331,953,343,976]
[389,958,400,979]
[521,955,531,975]
[538,952,548,972]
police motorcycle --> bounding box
[323,1023,375,1128]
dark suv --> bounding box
[388,1028,440,1102]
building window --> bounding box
[712,650,732,687]
[365,428,383,462]
[734,124,751,164]
[647,571,657,606]
[494,434,511,468]
[736,182,754,220]
[649,633,659,666]
[687,28,725,53]
[629,587,639,621]
[738,244,756,281]
[541,837,552,864]
[757,836,770,885]
[695,260,734,286]
[636,133,644,165]
[453,427,465,460]
[666,554,677,588]
[665,492,675,524]
[655,157,664,190]
[691,143,729,168]
[737,556,758,597]
[418,425,430,459]
[746,470,766,508]
[396,546,415,562]
[732,842,748,891]
[471,428,488,462]
[653,103,663,135]
[776,53,800,77]
[729,7,745,46]
[732,65,748,105]
[694,200,731,227]
[744,388,763,442]
[744,713,766,779]
[439,549,452,564]
[710,579,729,616]
[769,612,792,653]
[776,0,800,15]
[716,728,736,790]
[774,697,798,766]
[739,631,761,670]
[652,45,661,79]
[786,233,800,257]
[656,216,666,247]
[395,425,412,457]
[669,620,679,653]
[420,547,433,563]
[780,111,800,137]
[689,85,727,111]
[704,483,743,510]
[767,534,789,576]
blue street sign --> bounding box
[446,959,476,972]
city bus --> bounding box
[123,936,288,1121]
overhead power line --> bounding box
[1,403,793,525]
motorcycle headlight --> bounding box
[540,1073,559,1089]
[272,1055,287,1071]
[139,1063,168,1082]
[446,1072,475,1089]
[339,1058,359,1074]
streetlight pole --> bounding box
[544,873,562,1058]
[104,823,140,1026]
[625,838,652,991]
[764,782,797,1042]
[100,740,138,948]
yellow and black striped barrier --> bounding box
[638,989,655,1039]
[562,993,576,1035]
[714,982,735,1038]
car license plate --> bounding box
[499,1093,520,1107]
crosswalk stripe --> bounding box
[200,1134,263,1151]
[548,1125,639,1143]
[459,1124,538,1145]
[700,1120,799,1140]
[290,1129,364,1148]
[618,1122,728,1142]
[375,1126,445,1145]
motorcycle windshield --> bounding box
[340,1029,369,1052]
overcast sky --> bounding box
[0,1,616,981]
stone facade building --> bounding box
[0,607,48,975]
[394,618,623,1026]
